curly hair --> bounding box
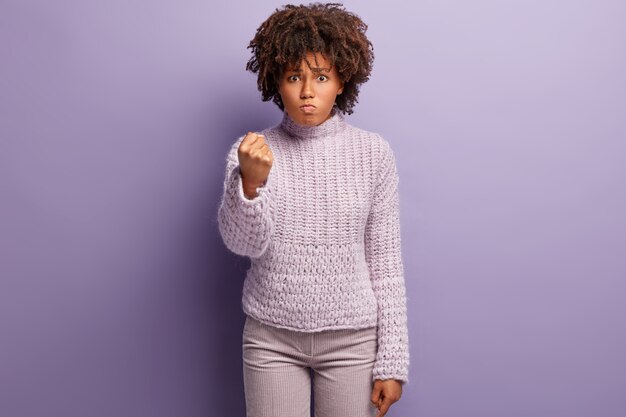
[245,2,374,115]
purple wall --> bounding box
[1,1,625,416]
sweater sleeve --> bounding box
[217,136,276,258]
[366,138,410,384]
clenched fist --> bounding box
[371,379,403,417]
[238,131,273,200]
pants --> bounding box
[242,314,379,417]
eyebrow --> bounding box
[287,67,330,73]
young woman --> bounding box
[217,3,409,416]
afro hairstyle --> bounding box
[245,2,375,115]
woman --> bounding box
[217,3,409,416]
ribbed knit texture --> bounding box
[217,107,410,383]
[242,315,379,416]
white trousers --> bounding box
[242,314,379,417]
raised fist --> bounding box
[238,131,273,199]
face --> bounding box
[278,51,344,126]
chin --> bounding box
[292,115,317,126]
[300,113,330,126]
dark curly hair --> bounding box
[245,2,374,115]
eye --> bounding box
[287,75,299,82]
[317,75,328,81]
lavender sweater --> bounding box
[217,108,410,383]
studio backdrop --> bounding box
[1,1,624,416]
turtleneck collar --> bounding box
[279,106,347,140]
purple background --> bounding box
[1,1,625,416]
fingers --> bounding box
[370,383,382,407]
[372,381,402,417]
[242,132,270,156]
[242,131,265,148]
[376,396,393,417]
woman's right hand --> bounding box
[238,132,273,199]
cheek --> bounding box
[321,87,340,101]
[279,85,297,102]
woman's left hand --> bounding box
[370,379,403,417]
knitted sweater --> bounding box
[217,108,410,383]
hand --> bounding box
[238,132,273,199]
[371,379,403,417]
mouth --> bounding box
[300,104,316,113]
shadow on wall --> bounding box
[203,91,279,416]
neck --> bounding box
[280,107,347,140]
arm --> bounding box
[366,138,410,384]
[217,136,276,258]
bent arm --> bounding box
[217,137,276,258]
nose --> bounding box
[300,77,314,99]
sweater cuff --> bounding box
[217,164,275,258]
[372,361,410,384]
